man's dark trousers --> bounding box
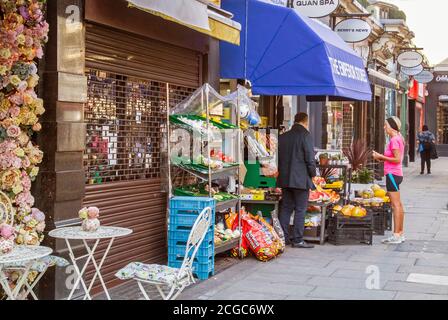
[279,188,310,243]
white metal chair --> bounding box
[115,206,213,300]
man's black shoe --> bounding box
[291,241,314,248]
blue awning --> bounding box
[220,0,372,101]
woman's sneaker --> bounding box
[382,234,403,244]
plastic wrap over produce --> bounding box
[227,85,261,127]
[170,83,230,116]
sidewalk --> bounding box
[177,158,448,300]
[105,158,448,300]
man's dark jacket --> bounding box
[277,124,317,190]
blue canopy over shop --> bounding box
[220,0,372,101]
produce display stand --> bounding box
[167,84,244,257]
[303,202,330,245]
[318,164,353,203]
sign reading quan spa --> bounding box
[335,18,372,43]
[397,51,423,68]
[289,0,340,18]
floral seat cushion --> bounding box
[4,255,69,273]
[115,262,189,285]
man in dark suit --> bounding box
[278,113,316,249]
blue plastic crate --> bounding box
[168,229,214,243]
[168,254,213,266]
[168,243,214,257]
[169,222,214,233]
[169,210,216,225]
[170,197,216,211]
[194,270,215,280]
[169,260,214,280]
[168,263,215,278]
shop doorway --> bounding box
[83,23,201,293]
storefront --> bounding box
[366,69,398,177]
[427,71,448,157]
[408,79,426,162]
[38,0,240,299]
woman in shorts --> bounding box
[373,116,405,244]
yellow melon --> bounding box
[374,189,387,198]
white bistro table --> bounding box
[49,226,132,300]
[0,245,53,300]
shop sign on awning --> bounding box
[221,0,372,101]
[127,0,241,45]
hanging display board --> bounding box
[289,0,340,18]
[401,64,424,76]
[397,51,423,68]
[261,0,340,18]
[414,70,434,84]
[335,18,372,43]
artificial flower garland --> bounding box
[0,0,49,246]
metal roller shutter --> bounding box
[83,23,200,294]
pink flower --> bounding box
[36,47,43,59]
[21,174,31,189]
[0,224,15,240]
[12,157,22,169]
[17,81,28,92]
[15,191,35,208]
[9,107,20,117]
[9,92,24,105]
[31,208,45,222]
[23,215,32,223]
[36,222,46,233]
[22,157,31,168]
[87,207,100,219]
[6,125,21,138]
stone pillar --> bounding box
[36,0,86,300]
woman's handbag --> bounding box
[430,142,438,160]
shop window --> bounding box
[84,69,195,185]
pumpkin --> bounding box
[374,189,387,198]
[351,206,367,218]
[341,205,354,217]
[333,205,343,212]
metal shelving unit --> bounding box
[167,84,244,257]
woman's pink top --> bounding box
[384,134,405,177]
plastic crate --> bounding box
[168,229,214,243]
[168,243,215,259]
[168,254,213,266]
[169,260,215,281]
[328,228,373,246]
[169,213,207,227]
[328,214,374,231]
[170,197,216,211]
[168,238,213,251]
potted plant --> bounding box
[319,153,329,166]
[343,140,373,196]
